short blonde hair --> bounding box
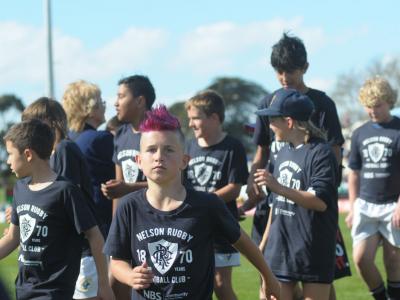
[62,80,102,132]
[185,90,225,123]
[359,77,397,109]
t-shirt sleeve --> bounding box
[309,146,338,205]
[210,194,241,244]
[64,185,98,234]
[103,197,133,260]
[347,129,362,171]
[227,140,249,184]
[53,144,82,186]
[322,96,345,146]
[253,96,271,146]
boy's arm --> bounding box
[259,207,273,252]
[102,165,147,214]
[0,224,19,259]
[213,183,242,203]
[346,170,360,228]
[110,259,153,290]
[254,169,327,212]
[246,145,269,200]
[233,229,280,300]
[85,226,115,300]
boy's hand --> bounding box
[101,180,127,199]
[392,202,400,228]
[261,276,280,300]
[129,261,154,290]
[97,282,115,300]
[254,169,280,193]
[345,210,354,229]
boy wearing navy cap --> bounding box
[255,89,339,300]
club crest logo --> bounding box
[278,168,293,188]
[193,163,213,186]
[122,159,139,183]
[368,143,385,163]
[148,239,178,275]
[19,214,36,243]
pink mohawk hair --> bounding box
[140,105,181,132]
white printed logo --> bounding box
[194,163,213,186]
[122,159,139,183]
[278,168,293,188]
[19,214,36,243]
[148,239,178,275]
[368,143,385,163]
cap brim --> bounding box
[255,108,282,117]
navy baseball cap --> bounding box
[255,88,314,121]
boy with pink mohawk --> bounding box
[104,105,280,300]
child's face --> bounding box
[364,100,392,123]
[115,84,142,123]
[187,106,215,139]
[6,141,30,178]
[275,68,305,90]
[137,130,188,185]
[269,117,290,141]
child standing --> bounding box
[0,119,113,300]
[254,89,338,300]
[346,77,400,300]
[104,106,279,300]
[184,91,249,300]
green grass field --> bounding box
[0,215,385,299]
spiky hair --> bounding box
[140,105,181,132]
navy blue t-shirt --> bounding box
[264,139,338,283]
[72,124,115,235]
[11,177,97,300]
[184,135,248,253]
[253,88,344,147]
[348,117,400,204]
[104,188,241,300]
[50,139,98,256]
[113,124,145,183]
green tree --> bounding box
[205,77,268,153]
[0,94,25,176]
[168,101,192,139]
[331,57,400,125]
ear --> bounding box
[302,62,309,74]
[136,154,143,171]
[137,95,147,110]
[23,148,34,162]
[180,154,190,171]
[286,117,295,129]
[210,113,221,123]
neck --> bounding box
[296,82,308,94]
[146,180,186,211]
[288,130,307,147]
[131,113,146,132]
[30,161,57,185]
[198,128,225,147]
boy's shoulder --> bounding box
[115,123,134,139]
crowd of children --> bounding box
[0,32,399,300]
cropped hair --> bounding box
[359,76,397,109]
[62,80,102,132]
[185,90,225,123]
[22,97,68,143]
[118,75,156,110]
[140,105,185,144]
[4,119,54,159]
[271,33,308,72]
[294,120,327,144]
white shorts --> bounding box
[351,198,400,248]
[214,253,240,268]
[73,256,98,299]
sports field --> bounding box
[0,214,384,299]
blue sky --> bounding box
[1,0,399,120]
